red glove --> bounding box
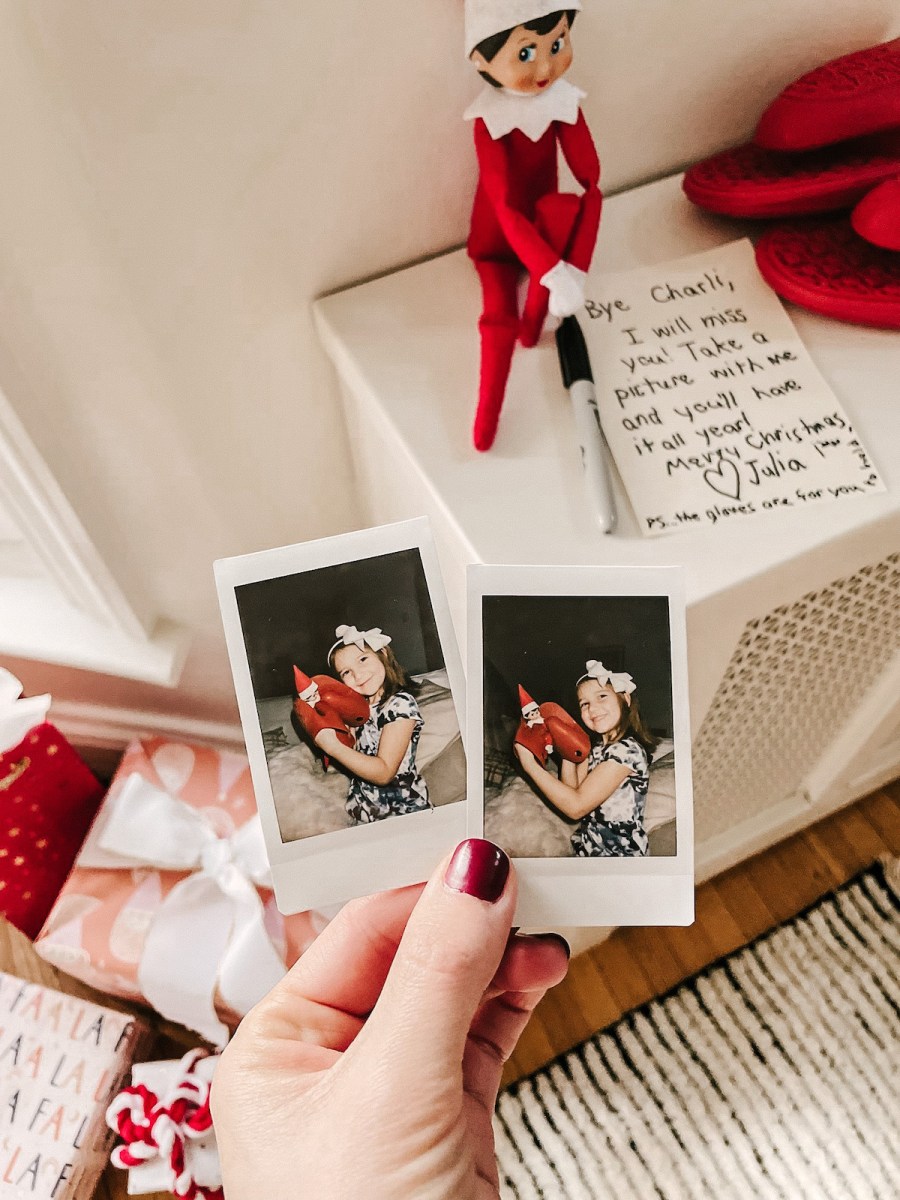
[292,668,369,761]
[853,176,900,251]
[514,686,591,768]
[755,38,900,151]
[539,702,591,764]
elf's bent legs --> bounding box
[519,193,582,348]
[473,258,520,452]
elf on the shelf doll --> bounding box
[464,1,602,450]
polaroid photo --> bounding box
[468,564,694,928]
[215,518,467,913]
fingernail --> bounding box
[444,839,510,903]
[525,932,571,959]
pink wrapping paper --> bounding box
[33,738,328,1031]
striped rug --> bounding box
[495,859,900,1200]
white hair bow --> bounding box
[581,660,636,696]
[329,624,393,659]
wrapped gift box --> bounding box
[107,1050,222,1199]
[0,970,152,1200]
[34,738,329,1045]
[1,670,105,940]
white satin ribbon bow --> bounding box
[77,773,286,1047]
[0,668,51,756]
[582,660,637,697]
[330,624,393,656]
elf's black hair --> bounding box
[473,9,577,88]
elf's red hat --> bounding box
[518,684,537,710]
[293,666,313,694]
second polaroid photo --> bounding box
[216,518,466,913]
[468,564,694,928]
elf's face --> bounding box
[472,13,573,95]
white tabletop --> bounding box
[315,174,899,606]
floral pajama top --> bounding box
[570,736,650,858]
[345,691,430,824]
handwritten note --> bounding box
[582,240,885,536]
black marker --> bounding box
[555,315,617,535]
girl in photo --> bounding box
[313,624,431,825]
[514,660,657,856]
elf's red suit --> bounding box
[466,82,601,450]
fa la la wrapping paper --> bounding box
[0,971,151,1199]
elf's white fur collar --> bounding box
[464,78,585,142]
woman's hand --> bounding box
[211,841,568,1200]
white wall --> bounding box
[2,0,898,730]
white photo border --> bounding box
[467,564,694,928]
[216,518,467,913]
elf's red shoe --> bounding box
[683,133,900,218]
[755,38,900,151]
[539,702,591,765]
[755,216,900,329]
[852,176,900,250]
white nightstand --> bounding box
[314,173,900,880]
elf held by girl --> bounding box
[307,625,431,825]
[464,0,602,450]
[514,660,657,856]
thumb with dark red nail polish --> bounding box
[444,837,511,902]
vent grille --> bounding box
[693,552,900,844]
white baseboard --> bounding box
[695,792,814,884]
[694,773,899,886]
[51,698,246,755]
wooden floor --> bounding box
[503,779,900,1087]
[2,781,898,1198]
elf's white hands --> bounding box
[542,260,586,318]
[211,841,569,1200]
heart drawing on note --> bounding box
[703,458,742,500]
